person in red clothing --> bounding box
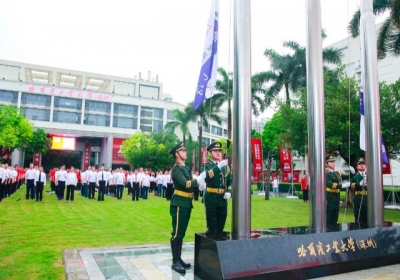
[301,171,309,203]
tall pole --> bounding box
[360,0,384,227]
[305,0,326,233]
[232,0,251,239]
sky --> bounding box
[0,0,364,116]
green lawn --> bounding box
[1,185,399,280]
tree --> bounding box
[258,38,342,107]
[121,132,180,171]
[348,0,400,58]
[164,107,195,145]
[24,128,51,166]
[0,105,33,161]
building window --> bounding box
[167,110,174,120]
[202,137,211,146]
[113,117,138,129]
[0,90,18,104]
[140,125,152,132]
[153,108,163,119]
[140,107,153,118]
[140,119,152,125]
[54,97,82,110]
[84,114,110,126]
[114,104,138,116]
[85,100,111,113]
[203,124,210,133]
[212,126,223,136]
[23,108,50,121]
[21,93,51,107]
[53,111,81,124]
[153,120,163,132]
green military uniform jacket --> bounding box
[204,161,233,207]
[170,163,198,209]
[325,170,350,203]
[351,172,367,203]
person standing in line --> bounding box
[350,157,368,223]
[150,171,157,195]
[105,167,113,195]
[0,164,5,202]
[156,170,163,197]
[301,171,309,203]
[65,166,78,202]
[325,155,354,225]
[55,165,68,200]
[130,169,139,201]
[49,167,57,195]
[162,170,168,198]
[127,171,133,196]
[34,167,46,202]
[165,170,174,201]
[141,170,151,200]
[272,176,279,197]
[115,168,125,200]
[87,166,97,199]
[25,163,36,200]
[96,166,108,201]
[199,142,232,241]
[169,141,203,273]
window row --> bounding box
[0,90,18,103]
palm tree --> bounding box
[164,107,195,146]
[214,67,271,140]
[348,0,400,59]
[187,98,223,171]
[259,38,342,107]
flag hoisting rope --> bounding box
[193,0,219,110]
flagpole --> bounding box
[360,0,384,227]
[305,0,326,233]
[232,0,251,239]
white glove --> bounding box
[349,166,355,174]
[196,171,206,185]
[359,180,364,187]
[342,182,350,189]
[223,192,231,199]
[217,159,228,169]
[199,182,206,191]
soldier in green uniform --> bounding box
[350,157,368,223]
[325,155,354,225]
[199,142,233,240]
[169,141,202,273]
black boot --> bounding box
[178,240,191,268]
[170,239,185,273]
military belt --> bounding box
[173,190,193,199]
[355,190,368,195]
[206,187,225,194]
[326,188,340,193]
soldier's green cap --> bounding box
[356,157,365,165]
[207,141,222,152]
[325,155,335,162]
[170,141,186,155]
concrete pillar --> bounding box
[17,91,21,109]
[81,99,85,125]
[11,149,23,166]
[100,137,108,166]
[109,102,114,127]
[50,95,54,122]
[107,135,113,168]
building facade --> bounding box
[0,59,227,169]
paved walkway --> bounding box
[63,243,400,280]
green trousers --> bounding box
[170,205,191,240]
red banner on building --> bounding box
[83,143,90,170]
[251,138,263,173]
[33,152,41,167]
[279,146,292,174]
[201,147,207,164]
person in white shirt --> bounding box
[66,167,78,201]
[0,164,5,202]
[115,168,126,200]
[162,170,168,198]
[127,171,133,196]
[106,168,114,196]
[149,171,157,196]
[165,170,174,201]
[131,169,141,201]
[96,166,108,201]
[141,170,151,199]
[192,171,200,200]
[87,166,97,199]
[155,170,163,197]
[55,165,68,200]
[10,166,18,196]
[34,166,46,202]
[25,163,36,200]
